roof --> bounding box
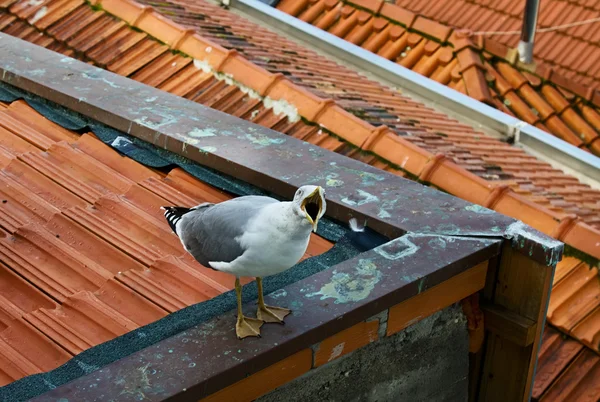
[274,0,600,158]
[0,95,334,386]
[0,0,596,398]
[533,324,600,401]
[394,0,600,90]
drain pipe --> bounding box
[517,0,540,64]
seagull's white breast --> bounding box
[210,202,311,277]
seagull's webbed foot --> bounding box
[256,277,292,324]
[235,276,263,339]
[236,316,263,339]
[257,304,291,324]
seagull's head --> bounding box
[293,185,326,232]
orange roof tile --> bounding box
[1,0,600,396]
[0,98,334,386]
[276,0,600,157]
[533,325,600,402]
[396,0,600,90]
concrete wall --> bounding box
[258,304,468,402]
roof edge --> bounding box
[30,233,501,401]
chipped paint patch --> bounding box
[328,343,345,362]
[199,146,217,153]
[435,223,461,235]
[188,127,217,138]
[375,236,420,260]
[328,163,385,186]
[505,221,563,265]
[341,189,379,206]
[244,133,286,147]
[418,277,427,293]
[28,68,46,77]
[378,208,392,219]
[145,96,158,103]
[269,289,288,299]
[306,259,382,304]
[82,71,121,88]
[325,173,344,187]
[465,204,494,214]
[134,115,176,130]
[427,237,447,250]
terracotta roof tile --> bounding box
[397,0,600,90]
[533,325,585,401]
[537,347,600,401]
[0,97,334,385]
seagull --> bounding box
[161,185,326,339]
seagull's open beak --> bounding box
[301,186,323,232]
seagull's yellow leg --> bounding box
[256,277,291,324]
[235,277,263,339]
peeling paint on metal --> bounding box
[465,204,494,214]
[200,146,217,153]
[306,259,382,304]
[269,289,288,299]
[417,277,427,293]
[505,221,564,266]
[244,133,286,147]
[377,208,392,219]
[341,189,379,206]
[374,236,420,260]
[427,237,447,250]
[134,115,177,130]
[82,71,121,89]
[328,162,385,186]
[188,127,217,138]
[325,173,343,187]
[28,69,46,77]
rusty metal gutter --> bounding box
[0,33,562,401]
[228,0,600,184]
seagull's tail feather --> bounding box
[161,206,193,236]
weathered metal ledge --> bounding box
[32,234,500,401]
[0,32,562,266]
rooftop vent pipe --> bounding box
[517,0,540,64]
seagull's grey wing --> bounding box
[179,196,278,268]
